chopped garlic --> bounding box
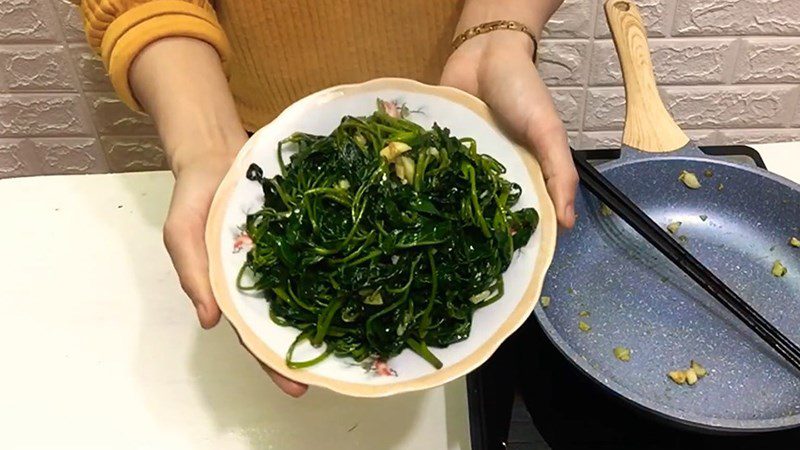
[470,290,492,304]
[380,141,411,162]
[392,155,415,184]
[578,321,591,332]
[613,347,631,362]
[600,203,613,217]
[364,290,383,305]
[772,260,788,277]
[679,170,701,189]
[667,221,682,234]
[686,368,698,385]
[690,360,707,378]
[540,296,551,308]
[668,370,686,385]
[790,237,800,248]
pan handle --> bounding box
[604,0,689,153]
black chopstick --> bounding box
[572,152,800,373]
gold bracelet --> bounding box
[451,20,538,61]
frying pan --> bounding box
[534,0,800,432]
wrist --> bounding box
[455,0,561,41]
[448,30,534,71]
[167,124,247,176]
[129,37,247,175]
[163,103,247,176]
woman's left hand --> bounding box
[441,31,578,229]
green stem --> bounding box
[406,338,443,369]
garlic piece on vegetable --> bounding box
[470,290,491,304]
[613,346,631,362]
[393,155,416,184]
[772,260,788,277]
[668,370,686,385]
[667,221,682,234]
[790,237,800,248]
[685,368,698,385]
[364,290,384,305]
[679,170,701,189]
[380,141,411,162]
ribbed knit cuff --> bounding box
[100,1,231,111]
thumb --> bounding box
[163,173,223,329]
[525,116,578,229]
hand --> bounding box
[441,32,578,228]
[163,144,309,398]
[130,37,308,397]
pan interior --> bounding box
[538,157,800,430]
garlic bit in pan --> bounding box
[690,360,707,378]
[772,260,788,277]
[668,370,686,385]
[614,346,631,362]
[790,237,800,248]
[668,360,708,386]
[540,296,551,308]
[679,170,702,189]
[667,221,682,234]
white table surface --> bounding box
[0,142,796,450]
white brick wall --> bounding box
[543,0,800,149]
[0,0,160,178]
[0,0,798,178]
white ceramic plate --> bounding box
[207,78,556,397]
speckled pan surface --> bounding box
[536,146,800,431]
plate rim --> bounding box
[206,77,557,397]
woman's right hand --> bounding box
[166,147,308,398]
[131,37,307,397]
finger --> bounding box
[259,362,309,398]
[230,323,309,397]
[163,178,222,329]
[525,116,579,229]
[480,62,579,228]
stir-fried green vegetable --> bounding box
[238,100,538,370]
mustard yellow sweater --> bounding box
[79,0,464,131]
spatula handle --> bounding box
[604,0,688,153]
